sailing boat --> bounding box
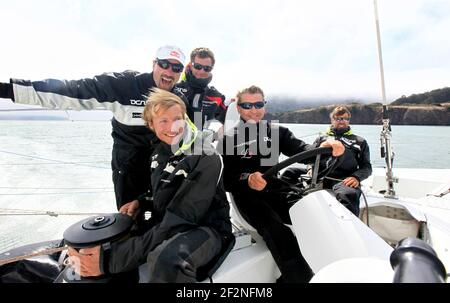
[0,1,449,283]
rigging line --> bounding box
[0,208,112,217]
[0,208,40,211]
[0,186,113,190]
[0,162,110,167]
[0,207,53,211]
[0,208,104,214]
[0,191,114,196]
[0,207,61,211]
[0,160,109,165]
[298,132,321,139]
[0,108,52,112]
[427,188,450,198]
[0,150,109,170]
[0,212,111,217]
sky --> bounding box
[0,0,449,108]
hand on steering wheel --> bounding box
[248,172,267,191]
[262,147,344,192]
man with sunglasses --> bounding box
[313,106,372,216]
[218,85,344,283]
[282,106,372,216]
[0,45,190,210]
[176,47,226,130]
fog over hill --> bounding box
[265,95,370,114]
[1,86,448,123]
[265,87,450,114]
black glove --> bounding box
[0,82,14,100]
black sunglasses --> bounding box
[334,117,350,122]
[238,101,266,110]
[192,62,213,72]
[156,59,184,73]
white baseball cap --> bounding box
[155,45,186,65]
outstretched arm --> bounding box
[6,71,139,111]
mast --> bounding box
[373,0,397,198]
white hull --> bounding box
[208,168,450,283]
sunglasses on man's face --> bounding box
[334,117,350,122]
[156,59,184,73]
[192,62,213,72]
[238,101,266,110]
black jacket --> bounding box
[0,71,190,148]
[176,73,226,126]
[106,130,232,273]
[314,127,372,182]
[219,120,314,193]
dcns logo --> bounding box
[130,99,146,106]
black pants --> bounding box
[143,227,222,282]
[232,189,313,283]
[325,179,362,216]
[281,168,362,216]
[112,145,152,210]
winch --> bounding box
[58,213,134,283]
[63,213,133,248]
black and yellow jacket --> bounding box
[106,123,232,274]
[176,69,226,127]
[314,127,372,182]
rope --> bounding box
[0,191,113,196]
[324,176,370,226]
[427,187,450,198]
[0,150,109,170]
[0,246,68,266]
[0,161,109,166]
[0,208,111,217]
[0,186,112,190]
[297,132,321,139]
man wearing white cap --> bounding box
[0,45,190,210]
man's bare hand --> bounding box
[67,246,102,277]
[248,172,267,191]
[343,176,360,188]
[119,200,140,219]
[320,140,345,157]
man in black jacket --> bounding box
[176,47,227,129]
[282,106,372,216]
[68,89,233,282]
[218,85,344,283]
[0,45,190,210]
[314,106,372,216]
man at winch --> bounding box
[67,89,233,282]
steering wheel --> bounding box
[262,147,343,195]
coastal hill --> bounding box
[1,87,449,124]
[265,87,450,125]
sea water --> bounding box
[0,121,449,253]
